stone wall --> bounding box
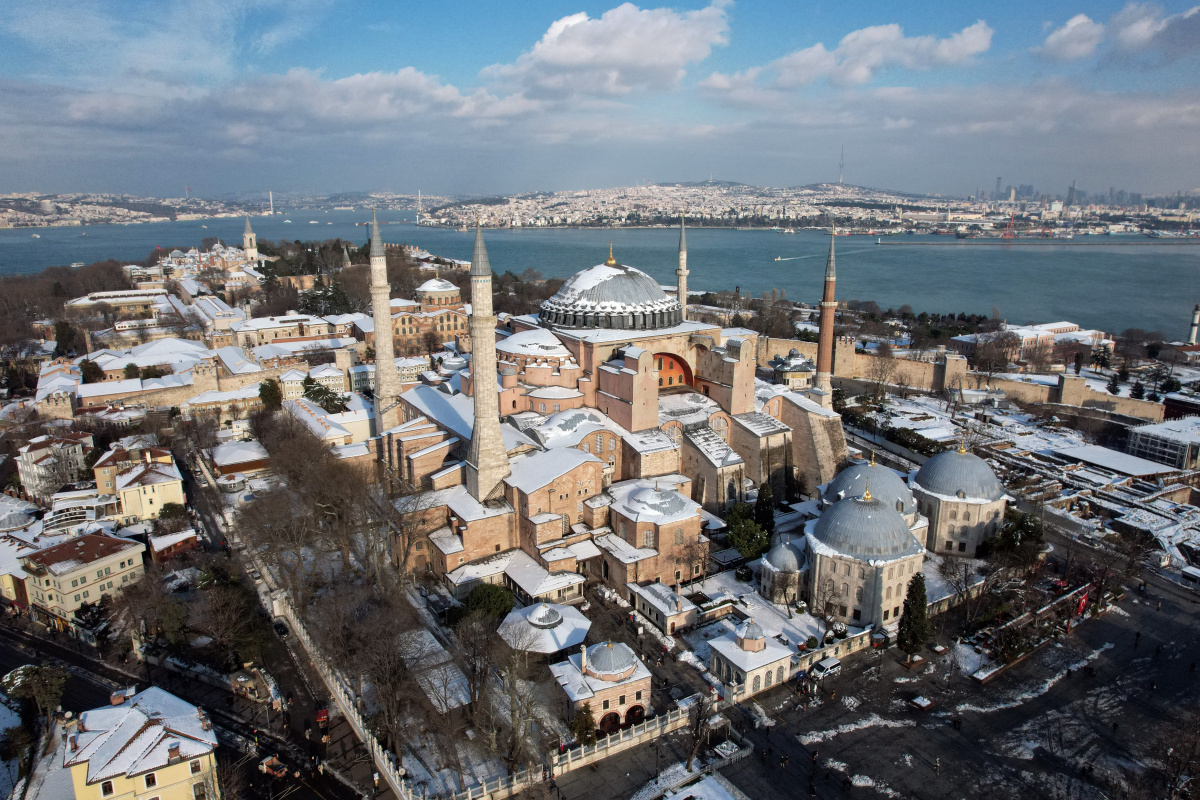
[780,395,847,495]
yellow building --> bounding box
[66,686,220,800]
[114,461,185,523]
[20,534,145,632]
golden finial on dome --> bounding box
[862,480,872,502]
[869,450,875,466]
[605,242,617,266]
[958,432,968,455]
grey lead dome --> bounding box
[539,260,682,330]
[811,495,922,560]
[914,450,1005,501]
[822,464,916,516]
[586,641,637,675]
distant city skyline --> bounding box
[2,1,1199,198]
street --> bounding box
[549,537,1200,800]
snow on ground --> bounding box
[851,773,903,798]
[842,695,862,710]
[826,759,848,772]
[954,642,1114,714]
[24,726,74,800]
[798,714,916,745]
[630,759,713,800]
[0,694,21,800]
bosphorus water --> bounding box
[2,210,1195,338]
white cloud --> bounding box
[1109,2,1200,57]
[1036,4,1200,62]
[482,0,730,98]
[704,19,992,96]
[1036,14,1106,60]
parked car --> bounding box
[273,619,289,638]
[810,656,842,680]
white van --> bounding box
[810,656,842,680]
[1182,565,1200,588]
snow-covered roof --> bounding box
[499,603,592,653]
[734,411,791,437]
[211,440,269,467]
[659,391,722,428]
[495,328,572,358]
[503,548,585,598]
[418,278,457,293]
[1053,445,1176,477]
[608,478,699,524]
[549,644,651,702]
[504,448,601,494]
[709,628,793,673]
[114,461,181,492]
[628,581,697,617]
[780,391,840,418]
[593,532,657,564]
[401,385,535,452]
[66,686,217,784]
[685,427,743,468]
[622,428,678,455]
[149,529,198,553]
[212,346,261,375]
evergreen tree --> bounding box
[259,378,282,409]
[1106,373,1121,395]
[52,320,77,358]
[896,573,930,665]
[301,376,348,414]
[123,363,140,379]
[570,702,598,745]
[79,360,104,384]
[1073,352,1083,375]
[1118,363,1130,383]
[1130,381,1146,400]
[1090,346,1111,373]
[1162,376,1182,394]
[754,482,776,535]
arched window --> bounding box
[674,528,684,545]
[539,403,546,412]
[764,670,773,688]
[552,403,560,412]
[963,511,970,521]
[752,674,761,693]
[595,434,604,450]
[886,586,893,599]
[887,567,894,580]
[858,567,866,579]
[843,564,850,576]
[949,510,958,520]
[777,666,785,685]
[582,443,590,453]
[855,586,863,602]
[609,437,616,451]
[840,582,849,597]
[642,529,655,549]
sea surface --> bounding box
[2,210,1196,338]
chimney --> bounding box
[579,643,587,673]
[167,740,180,761]
[69,734,78,752]
[198,709,212,731]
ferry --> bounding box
[284,219,292,223]
[30,233,40,238]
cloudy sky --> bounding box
[2,0,1198,198]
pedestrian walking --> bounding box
[1157,601,1162,612]
[780,755,789,769]
[935,757,941,774]
[1112,721,1119,734]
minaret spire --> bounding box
[676,214,689,322]
[814,227,837,407]
[368,208,403,429]
[464,225,511,502]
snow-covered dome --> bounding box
[539,253,682,330]
[585,641,637,677]
[529,409,605,447]
[914,448,1005,502]
[495,328,571,359]
[763,537,803,573]
[621,487,690,520]
[810,494,922,561]
[529,603,563,629]
[823,463,916,517]
[418,278,457,293]
[736,618,765,641]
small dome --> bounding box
[586,641,637,676]
[418,278,457,293]
[823,464,916,516]
[529,603,563,629]
[811,495,922,561]
[789,348,799,357]
[495,328,571,358]
[764,538,802,573]
[736,618,765,641]
[914,449,1005,502]
[623,487,690,519]
[539,259,682,330]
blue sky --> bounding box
[1,1,1198,198]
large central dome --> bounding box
[539,253,682,330]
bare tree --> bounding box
[971,331,1020,388]
[235,487,321,607]
[812,578,842,641]
[452,610,499,715]
[684,692,718,772]
[866,349,898,401]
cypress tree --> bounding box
[896,572,930,665]
[754,482,776,535]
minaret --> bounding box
[242,217,257,261]
[368,209,403,430]
[1189,303,1199,345]
[341,245,352,271]
[676,215,689,321]
[814,228,837,407]
[464,226,511,502]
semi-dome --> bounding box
[495,328,572,359]
[763,537,803,573]
[586,641,637,676]
[914,449,1005,502]
[823,463,916,516]
[417,278,457,292]
[539,252,682,330]
[810,494,922,561]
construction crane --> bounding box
[1002,210,1016,239]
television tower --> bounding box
[995,176,1002,201]
[838,146,844,185]
[268,191,274,216]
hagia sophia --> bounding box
[363,214,1008,632]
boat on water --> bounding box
[284,220,292,223]
[309,220,318,224]
[30,233,40,238]
[201,225,207,229]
